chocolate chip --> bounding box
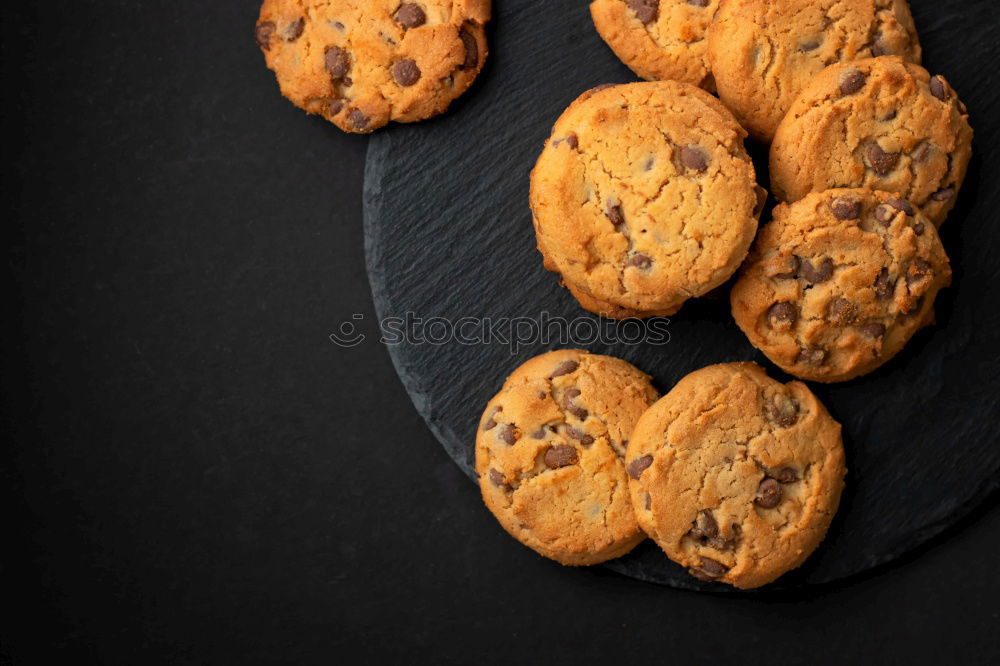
[912,221,925,236]
[799,257,833,283]
[459,23,479,69]
[255,22,276,50]
[774,467,799,484]
[887,197,913,215]
[561,388,588,420]
[828,298,857,324]
[328,98,345,116]
[769,395,799,427]
[531,427,547,439]
[690,511,719,540]
[873,204,896,226]
[874,268,895,299]
[690,557,728,581]
[544,445,579,469]
[797,347,826,366]
[871,39,888,57]
[550,360,579,378]
[930,75,948,101]
[868,143,900,175]
[680,145,709,172]
[767,302,797,328]
[394,3,427,29]
[840,69,866,95]
[488,469,509,489]
[830,196,861,220]
[482,406,501,431]
[912,143,931,163]
[687,0,710,6]
[800,39,821,52]
[565,132,579,150]
[627,455,653,480]
[906,259,933,286]
[606,203,625,228]
[348,109,369,130]
[626,254,652,270]
[284,18,305,41]
[498,423,516,445]
[931,187,955,202]
[774,255,800,279]
[392,58,421,86]
[627,0,659,23]
[755,478,782,508]
[860,322,886,339]
[899,295,925,320]
[325,46,351,79]
[564,426,594,447]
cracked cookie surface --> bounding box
[530,81,761,319]
[770,56,972,226]
[731,189,951,383]
[255,0,490,133]
[476,349,659,565]
[626,362,845,589]
[708,0,920,142]
[590,0,720,88]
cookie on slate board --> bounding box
[708,0,921,142]
[731,189,951,383]
[254,0,490,133]
[590,0,720,88]
[530,81,762,320]
[625,362,846,589]
[771,56,973,226]
[476,350,659,566]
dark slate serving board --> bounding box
[363,0,1000,590]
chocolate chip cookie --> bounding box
[590,0,720,88]
[530,81,762,319]
[708,0,921,142]
[731,189,951,383]
[476,350,659,565]
[770,56,973,226]
[626,362,846,589]
[255,0,490,133]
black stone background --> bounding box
[3,1,999,663]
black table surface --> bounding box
[3,2,999,664]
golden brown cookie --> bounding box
[708,0,921,142]
[625,362,846,589]
[254,0,490,133]
[590,0,720,88]
[770,56,973,226]
[530,82,762,319]
[476,350,659,565]
[731,189,951,383]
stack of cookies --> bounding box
[529,0,972,386]
[479,0,972,587]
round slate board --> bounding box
[363,0,1000,590]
